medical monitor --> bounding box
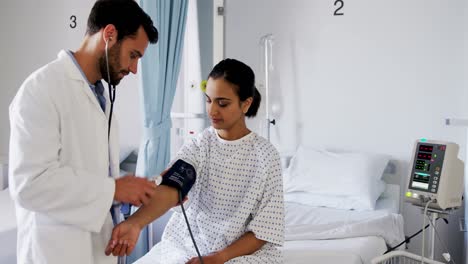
[405,140,464,210]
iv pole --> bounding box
[260,34,275,141]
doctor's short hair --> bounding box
[86,0,158,44]
[208,58,261,118]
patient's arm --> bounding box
[105,185,179,256]
[185,232,266,264]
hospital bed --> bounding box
[280,146,405,264]
[0,147,405,264]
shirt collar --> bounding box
[65,50,95,88]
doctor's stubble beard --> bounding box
[98,42,125,86]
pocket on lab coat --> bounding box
[33,225,92,264]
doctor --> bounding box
[8,0,158,263]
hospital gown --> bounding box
[135,127,284,264]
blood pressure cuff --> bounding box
[160,159,196,198]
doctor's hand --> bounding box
[114,175,157,206]
[105,220,141,257]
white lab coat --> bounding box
[9,50,119,264]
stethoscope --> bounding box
[105,37,132,221]
[105,38,116,139]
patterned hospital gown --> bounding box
[135,127,284,264]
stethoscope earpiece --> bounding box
[104,36,116,139]
[104,37,112,45]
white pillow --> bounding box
[283,146,390,210]
[284,180,386,211]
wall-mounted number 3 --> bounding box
[70,15,77,29]
[334,0,344,16]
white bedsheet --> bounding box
[285,201,404,247]
[0,188,17,264]
[282,186,405,264]
[374,183,400,214]
[283,236,386,264]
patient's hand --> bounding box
[105,220,141,256]
[186,252,226,264]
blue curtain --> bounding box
[128,1,188,262]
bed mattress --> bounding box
[283,236,387,264]
[282,186,404,264]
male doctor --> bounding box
[8,0,159,263]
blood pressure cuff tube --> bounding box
[160,159,196,198]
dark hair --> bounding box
[208,58,261,117]
[86,0,158,44]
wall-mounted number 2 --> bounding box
[70,15,77,29]
[334,0,344,16]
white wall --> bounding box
[225,0,466,263]
[198,0,214,78]
[0,0,142,161]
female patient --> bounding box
[106,58,284,263]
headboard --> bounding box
[382,160,400,185]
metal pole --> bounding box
[261,34,274,141]
[429,212,437,259]
[264,36,270,141]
